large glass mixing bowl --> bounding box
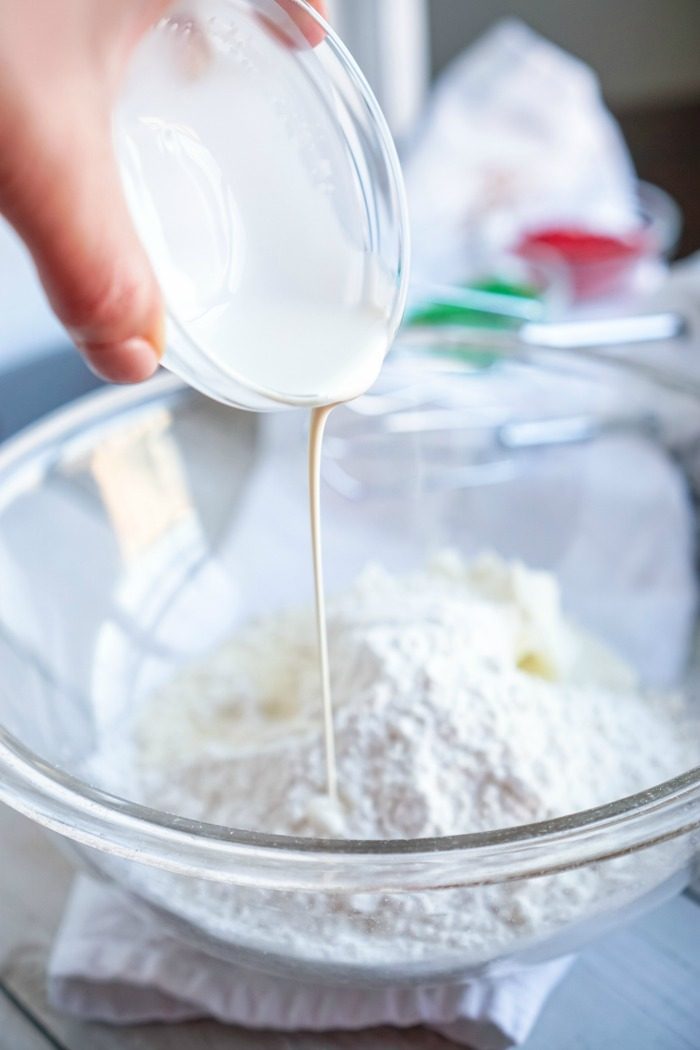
[0,335,699,986]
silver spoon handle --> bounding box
[520,312,687,349]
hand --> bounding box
[0,0,328,383]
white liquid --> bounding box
[191,301,388,405]
[308,405,337,799]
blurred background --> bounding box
[0,0,698,427]
[328,0,700,250]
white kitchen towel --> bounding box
[48,876,573,1048]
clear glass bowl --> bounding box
[0,335,699,986]
[115,0,409,409]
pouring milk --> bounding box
[115,5,407,799]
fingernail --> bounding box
[149,311,166,361]
[82,337,160,384]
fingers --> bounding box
[268,0,328,47]
[0,0,330,385]
[1,110,163,383]
[0,0,169,383]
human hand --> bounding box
[0,0,327,383]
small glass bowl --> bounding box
[115,0,409,409]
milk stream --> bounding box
[308,405,337,800]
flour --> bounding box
[94,552,699,968]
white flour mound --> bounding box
[96,552,699,967]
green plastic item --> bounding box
[407,278,541,329]
[405,278,543,370]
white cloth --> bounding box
[48,876,573,1048]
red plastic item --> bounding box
[516,225,652,299]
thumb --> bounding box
[2,111,163,383]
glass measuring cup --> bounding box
[115,0,410,410]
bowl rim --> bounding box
[0,367,699,891]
